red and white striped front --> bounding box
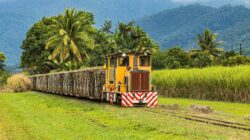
[121,92,158,107]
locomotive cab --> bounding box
[103,52,158,107]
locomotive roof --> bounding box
[109,51,151,56]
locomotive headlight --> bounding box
[144,52,147,56]
[122,53,126,57]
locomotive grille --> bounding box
[131,71,150,92]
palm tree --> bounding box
[114,22,133,52]
[191,28,224,57]
[45,8,95,66]
[131,27,158,53]
[115,22,158,54]
[45,59,79,72]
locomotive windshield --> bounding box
[140,56,150,67]
[119,56,129,66]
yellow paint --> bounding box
[104,53,152,93]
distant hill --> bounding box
[0,0,178,65]
[1,0,250,65]
[137,5,250,54]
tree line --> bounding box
[152,28,250,69]
[17,8,250,74]
[21,8,158,74]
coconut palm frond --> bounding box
[45,8,95,70]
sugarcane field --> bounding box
[1,1,250,140]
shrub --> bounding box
[222,55,250,66]
[0,71,10,87]
[190,52,213,68]
[152,50,168,70]
[166,47,190,69]
[7,74,31,92]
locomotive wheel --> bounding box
[101,92,107,102]
[116,94,121,105]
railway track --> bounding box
[145,108,250,132]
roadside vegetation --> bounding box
[0,92,249,140]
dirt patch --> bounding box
[189,104,213,114]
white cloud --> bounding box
[241,0,250,5]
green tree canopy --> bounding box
[191,28,224,58]
[165,47,190,69]
[0,52,6,71]
[152,47,191,70]
[21,17,55,74]
[45,8,95,68]
[152,49,168,70]
[21,10,160,73]
[88,22,116,66]
[114,21,159,54]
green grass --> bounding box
[0,92,250,140]
[159,97,250,117]
[152,65,250,102]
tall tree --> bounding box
[45,8,95,68]
[114,21,158,54]
[166,47,190,69]
[89,30,116,66]
[21,17,55,74]
[191,28,224,57]
[101,20,113,33]
[0,52,6,71]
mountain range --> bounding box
[0,0,177,65]
[1,0,250,65]
[137,4,250,53]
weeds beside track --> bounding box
[145,107,250,132]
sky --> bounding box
[171,0,250,4]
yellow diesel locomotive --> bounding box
[102,52,158,107]
[30,52,158,107]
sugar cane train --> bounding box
[30,52,158,107]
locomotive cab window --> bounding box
[118,56,129,67]
[110,57,116,67]
[140,56,150,67]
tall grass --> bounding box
[152,65,250,102]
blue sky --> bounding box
[171,0,249,4]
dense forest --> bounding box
[137,5,250,55]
